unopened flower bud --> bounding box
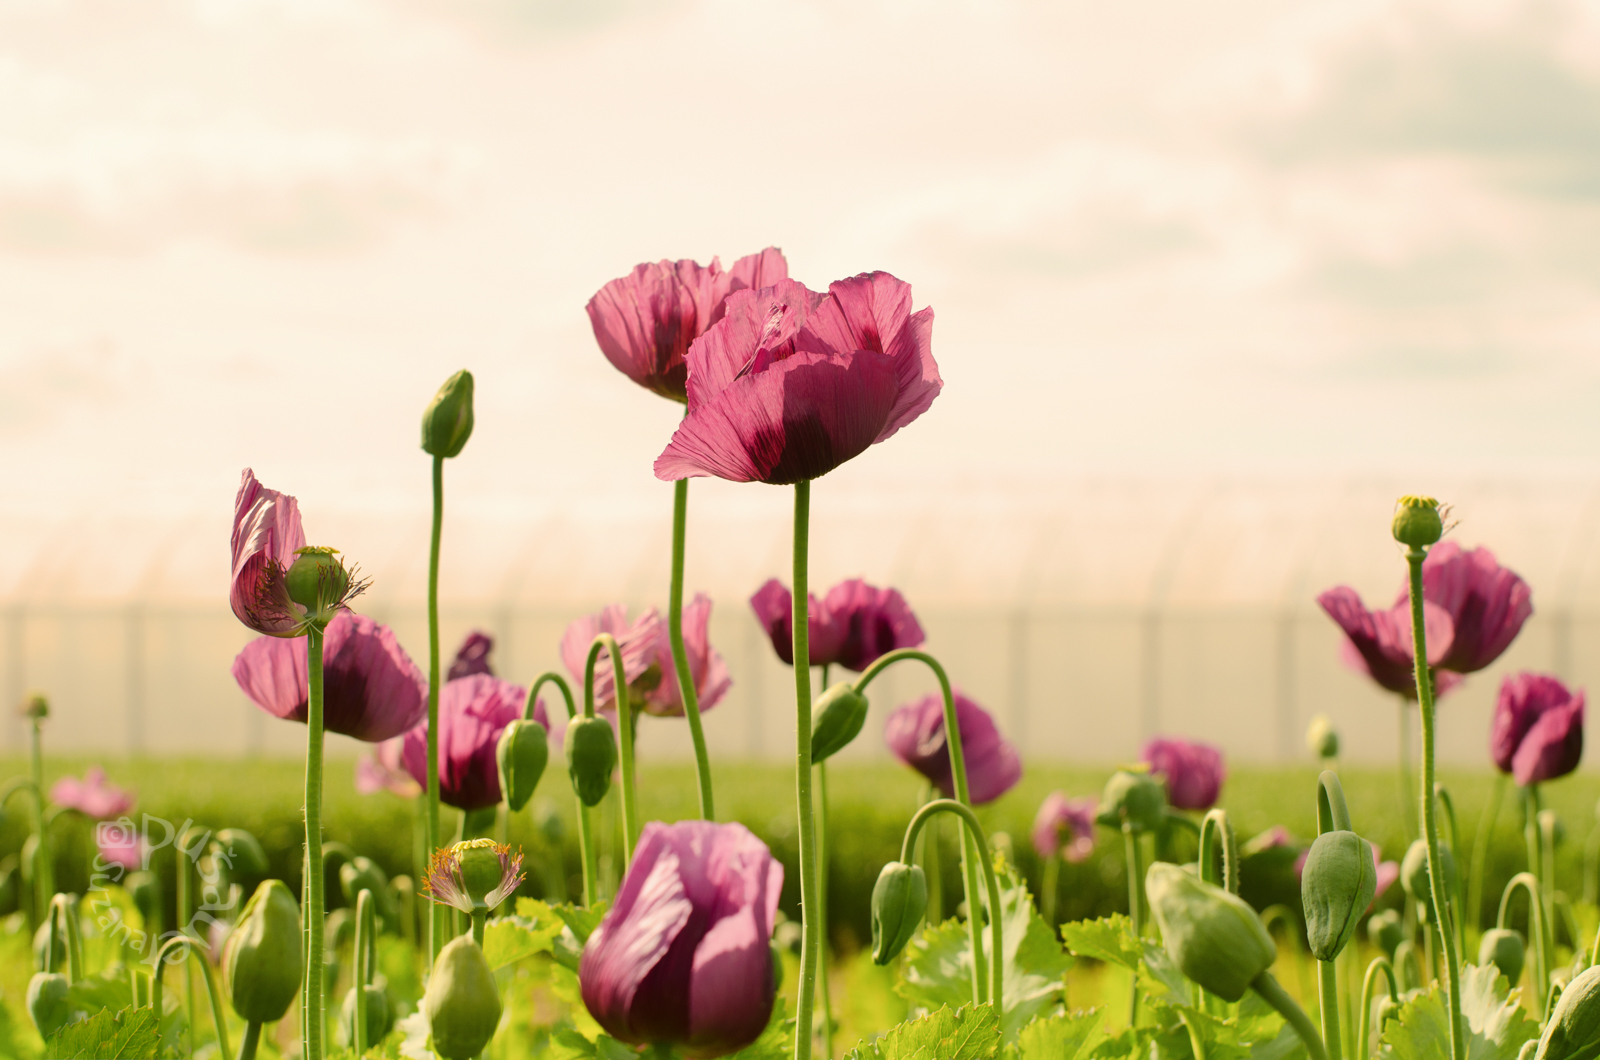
[1480,928,1526,988]
[1400,840,1457,921]
[871,861,928,965]
[1097,767,1167,833]
[1392,496,1444,549]
[421,369,475,459]
[1145,862,1276,1002]
[1368,908,1403,959]
[224,879,303,1023]
[19,692,47,720]
[341,982,393,1047]
[1306,715,1339,759]
[214,828,270,882]
[26,972,70,1038]
[812,684,869,764]
[340,856,397,934]
[424,935,501,1060]
[496,719,549,813]
[565,715,617,807]
[1536,964,1600,1060]
[286,547,350,613]
[1302,830,1377,961]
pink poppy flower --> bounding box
[1317,587,1462,700]
[1032,792,1096,862]
[637,594,731,718]
[748,578,924,672]
[97,827,146,871]
[1408,542,1533,674]
[580,820,782,1058]
[884,691,1021,805]
[1491,672,1585,785]
[50,767,135,820]
[232,610,428,743]
[560,606,664,716]
[587,249,788,402]
[1142,736,1226,811]
[229,469,308,637]
[356,737,421,798]
[400,674,547,811]
[447,630,495,681]
[560,602,730,719]
[654,273,941,485]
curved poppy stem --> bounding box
[899,799,1006,1015]
[586,634,636,868]
[1251,972,1327,1060]
[425,452,445,968]
[669,477,715,821]
[1356,957,1398,1060]
[150,936,231,1060]
[46,893,81,982]
[793,481,819,1060]
[527,672,596,905]
[1499,872,1549,1017]
[304,622,327,1060]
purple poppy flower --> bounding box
[580,820,783,1058]
[1032,792,1096,862]
[356,737,421,798]
[1491,672,1585,786]
[50,767,134,820]
[638,594,732,718]
[447,631,495,681]
[232,610,429,743]
[587,249,788,402]
[748,580,837,667]
[749,578,924,673]
[230,469,308,637]
[1408,541,1534,674]
[1317,587,1462,699]
[1142,736,1226,811]
[883,691,1021,805]
[560,605,665,716]
[400,674,544,811]
[654,273,941,485]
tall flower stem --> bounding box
[816,695,834,1060]
[853,648,989,1005]
[303,623,328,1060]
[1124,823,1141,1026]
[150,937,231,1060]
[793,480,820,1060]
[669,477,715,820]
[1468,774,1507,937]
[586,634,636,867]
[899,798,1006,1011]
[1498,872,1548,1017]
[1540,810,1559,966]
[425,452,445,967]
[920,785,942,927]
[527,672,596,904]
[1404,547,1463,1060]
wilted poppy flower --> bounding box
[50,767,134,820]
[447,631,495,681]
[580,820,782,1058]
[400,674,546,811]
[356,737,421,798]
[749,577,925,672]
[637,594,731,717]
[883,691,1021,805]
[1032,792,1096,862]
[1142,737,1226,811]
[1410,542,1533,674]
[424,839,526,914]
[232,610,428,743]
[1491,672,1585,786]
[587,249,788,402]
[560,606,664,715]
[654,274,941,485]
[230,469,362,637]
[561,601,731,719]
[1317,587,1462,699]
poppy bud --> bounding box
[26,972,70,1038]
[1536,964,1600,1060]
[340,857,397,934]
[126,870,161,929]
[871,861,928,965]
[1306,715,1339,759]
[214,828,270,882]
[1480,928,1526,988]
[1392,496,1444,549]
[1145,861,1276,1002]
[223,879,303,1023]
[1096,767,1166,833]
[1400,840,1457,921]
[285,547,350,613]
[421,369,475,459]
[1302,830,1377,961]
[811,684,869,764]
[20,692,47,720]
[565,715,617,807]
[496,719,549,813]
[1368,908,1403,959]
[341,982,393,1046]
[32,921,64,972]
[424,935,501,1060]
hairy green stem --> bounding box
[1356,958,1398,1060]
[1252,971,1327,1060]
[817,755,833,1060]
[899,799,1007,1013]
[303,623,328,1060]
[1540,810,1559,961]
[1317,960,1342,1060]
[586,634,636,867]
[354,888,374,1056]
[669,477,715,820]
[1125,823,1141,1027]
[921,786,942,927]
[793,481,819,1060]
[151,936,231,1059]
[426,452,445,967]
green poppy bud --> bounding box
[1096,767,1167,833]
[341,982,393,1047]
[340,857,398,934]
[214,828,270,882]
[1145,861,1276,1002]
[1301,830,1377,961]
[285,547,350,613]
[223,879,303,1023]
[565,715,617,807]
[421,369,475,459]
[26,972,70,1039]
[496,719,549,813]
[20,692,47,720]
[811,684,870,764]
[1400,840,1457,921]
[32,920,65,972]
[1536,964,1600,1060]
[1480,928,1526,988]
[126,870,161,930]
[870,861,929,965]
[424,935,502,1060]
[1306,715,1339,759]
[455,839,508,907]
[1392,496,1444,549]
[1368,908,1403,959]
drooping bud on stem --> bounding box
[496,719,549,812]
[870,861,928,965]
[1368,909,1403,960]
[565,715,617,807]
[340,857,397,934]
[223,879,303,1023]
[1480,928,1526,988]
[1302,830,1377,961]
[812,683,870,763]
[1097,766,1166,833]
[1146,861,1276,1002]
[1400,839,1457,922]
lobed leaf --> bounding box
[1379,963,1537,1060]
[1006,1007,1107,1059]
[844,1003,1002,1060]
[482,913,560,970]
[45,1005,161,1059]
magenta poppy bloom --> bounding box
[50,767,134,820]
[447,630,495,681]
[1317,587,1462,699]
[883,691,1021,805]
[580,820,782,1058]
[749,577,925,672]
[560,605,664,716]
[637,594,732,718]
[356,737,421,798]
[654,274,941,485]
[1371,845,1401,906]
[1491,672,1585,786]
[1032,792,1096,862]
[97,828,146,871]
[1411,542,1533,674]
[586,249,788,402]
[400,674,544,811]
[232,610,428,743]
[1142,736,1226,811]
[230,469,309,636]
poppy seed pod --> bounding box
[812,684,869,763]
[1145,862,1276,1002]
[1536,964,1600,1060]
[1368,909,1404,959]
[1400,840,1457,921]
[565,715,617,807]
[340,982,392,1047]
[26,972,70,1039]
[1480,928,1526,988]
[223,879,303,1023]
[496,719,549,813]
[871,861,929,965]
[1392,496,1444,549]
[1302,830,1378,961]
[421,369,475,459]
[285,547,350,614]
[1096,768,1166,833]
[424,935,502,1060]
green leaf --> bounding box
[1380,964,1537,1060]
[844,1004,1002,1060]
[482,914,560,970]
[517,898,609,971]
[898,916,973,1015]
[1060,915,1143,971]
[545,1028,636,1060]
[1135,940,1191,1002]
[1008,1007,1107,1059]
[45,1005,161,1059]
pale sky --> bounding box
[4,0,1600,529]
